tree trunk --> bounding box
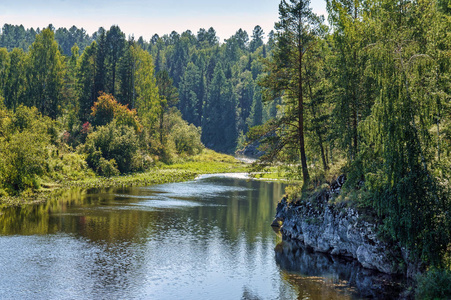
[352,45,358,160]
[298,51,309,185]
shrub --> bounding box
[415,268,451,300]
[83,122,142,174]
[97,157,120,177]
[90,93,117,126]
[167,111,204,155]
[10,105,39,132]
[2,129,49,191]
[0,105,59,193]
[47,148,94,181]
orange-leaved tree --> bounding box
[91,92,142,132]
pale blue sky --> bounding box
[0,0,327,42]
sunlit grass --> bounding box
[62,149,248,190]
[250,166,301,183]
[0,149,249,207]
[165,149,248,174]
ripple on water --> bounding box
[195,172,250,180]
[0,174,405,299]
[139,180,252,201]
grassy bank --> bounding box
[0,149,248,207]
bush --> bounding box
[0,105,58,193]
[415,268,451,300]
[97,157,120,177]
[167,111,204,155]
[83,121,142,174]
[47,148,94,181]
[2,129,49,191]
[10,105,39,131]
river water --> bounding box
[0,174,405,299]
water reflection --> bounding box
[0,175,406,299]
[275,238,408,299]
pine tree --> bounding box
[105,25,126,97]
[178,62,203,126]
[77,41,98,121]
[259,0,323,185]
[4,48,26,111]
[250,25,264,52]
[28,27,66,119]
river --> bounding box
[0,173,405,299]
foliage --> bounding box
[27,27,66,119]
[415,268,451,300]
[167,110,204,155]
[0,3,450,272]
[202,62,238,152]
[46,149,95,181]
[132,45,160,128]
[258,0,325,185]
[83,121,142,174]
[355,0,451,265]
[0,106,50,192]
[90,92,141,132]
[1,23,270,155]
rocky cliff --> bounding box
[272,177,418,276]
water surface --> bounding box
[0,174,403,299]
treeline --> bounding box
[0,23,276,153]
[254,0,451,270]
[141,26,278,152]
[0,26,208,195]
[0,24,93,55]
[0,22,276,195]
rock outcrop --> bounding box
[272,177,413,276]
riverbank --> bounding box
[272,179,451,298]
[271,176,419,278]
[0,149,248,207]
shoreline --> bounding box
[0,152,249,208]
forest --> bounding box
[0,0,450,292]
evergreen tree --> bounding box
[28,27,66,119]
[236,70,255,134]
[77,41,98,121]
[94,27,107,96]
[250,25,265,52]
[105,25,126,96]
[4,48,26,111]
[0,48,9,101]
[247,84,263,128]
[156,70,179,144]
[202,62,237,152]
[178,62,203,126]
[259,0,323,185]
[118,40,135,107]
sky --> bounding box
[0,0,328,42]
